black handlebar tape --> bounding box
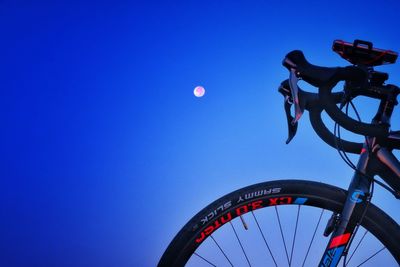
[318,67,389,138]
[309,108,363,154]
[283,50,339,87]
[295,86,362,153]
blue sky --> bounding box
[2,1,400,266]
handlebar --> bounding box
[318,68,389,138]
[283,50,392,138]
[280,42,400,152]
[279,80,363,154]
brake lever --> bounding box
[284,96,298,144]
[279,81,299,144]
[289,69,304,124]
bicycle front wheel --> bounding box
[159,180,400,266]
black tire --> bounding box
[159,180,400,266]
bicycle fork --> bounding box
[318,146,373,267]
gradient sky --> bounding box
[2,1,400,266]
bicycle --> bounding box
[158,40,400,267]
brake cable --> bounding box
[334,98,400,198]
[332,98,400,265]
[330,97,374,266]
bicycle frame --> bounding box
[316,76,400,266]
[160,41,400,266]
[319,139,400,266]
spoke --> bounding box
[302,209,324,267]
[230,221,252,267]
[275,206,290,266]
[289,205,301,266]
[355,247,386,267]
[346,229,368,266]
[240,215,249,230]
[194,252,217,267]
[210,235,234,267]
[251,211,278,267]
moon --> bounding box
[193,86,205,97]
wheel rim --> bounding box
[186,204,396,266]
[159,181,399,267]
